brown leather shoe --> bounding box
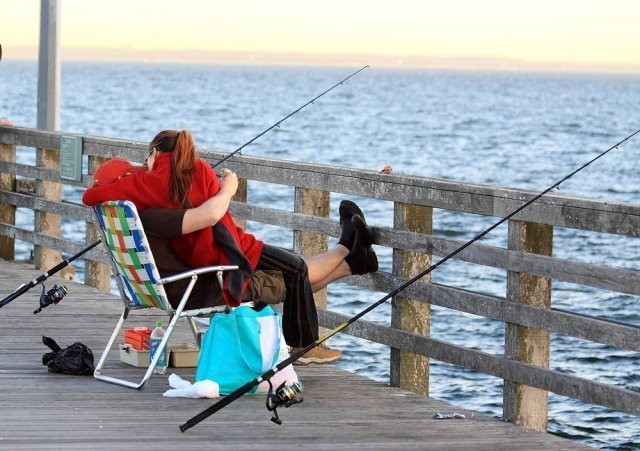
[291,343,342,365]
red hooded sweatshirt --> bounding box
[82,153,263,274]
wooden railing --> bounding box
[1,125,639,432]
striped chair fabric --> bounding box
[94,200,166,311]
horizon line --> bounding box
[5,46,640,74]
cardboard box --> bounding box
[124,327,152,350]
[169,345,200,368]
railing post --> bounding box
[0,140,16,260]
[34,147,64,272]
[390,202,432,395]
[232,177,248,230]
[504,219,553,431]
[293,187,329,313]
[84,156,110,291]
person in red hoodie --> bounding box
[83,130,259,306]
[83,129,378,364]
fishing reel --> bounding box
[34,284,68,315]
[265,380,303,425]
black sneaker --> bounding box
[339,200,365,225]
[345,214,378,275]
[338,200,366,249]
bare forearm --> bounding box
[181,187,234,234]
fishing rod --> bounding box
[0,67,370,310]
[0,240,101,310]
[180,127,640,432]
[211,65,369,169]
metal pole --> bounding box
[35,0,62,274]
[37,0,60,130]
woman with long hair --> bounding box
[83,130,259,306]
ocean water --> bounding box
[2,61,640,449]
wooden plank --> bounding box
[504,220,553,430]
[390,201,432,394]
[0,140,15,261]
[0,223,107,264]
[233,202,640,295]
[293,186,329,311]
[0,126,61,149]
[356,273,640,351]
[0,260,588,450]
[3,127,640,236]
[0,161,88,188]
[320,310,640,416]
[0,190,93,220]
[224,154,640,236]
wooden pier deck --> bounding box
[0,259,589,450]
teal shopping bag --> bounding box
[195,305,282,395]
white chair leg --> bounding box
[94,308,172,390]
[93,308,150,389]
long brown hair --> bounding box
[149,129,197,208]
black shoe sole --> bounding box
[353,215,378,272]
[352,213,374,247]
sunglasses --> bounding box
[144,147,156,165]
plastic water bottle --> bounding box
[149,321,168,374]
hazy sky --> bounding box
[2,0,639,70]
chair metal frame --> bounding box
[92,200,238,390]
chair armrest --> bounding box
[158,265,239,285]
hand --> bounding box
[219,169,238,194]
[0,118,13,126]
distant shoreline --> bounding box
[5,46,640,74]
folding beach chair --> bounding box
[92,200,238,390]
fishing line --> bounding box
[180,127,640,431]
[211,65,369,169]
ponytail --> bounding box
[171,130,196,208]
[149,129,197,208]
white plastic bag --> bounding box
[163,373,220,398]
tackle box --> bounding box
[119,343,151,367]
[124,327,153,350]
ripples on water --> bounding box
[2,61,639,449]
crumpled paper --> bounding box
[163,373,220,398]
